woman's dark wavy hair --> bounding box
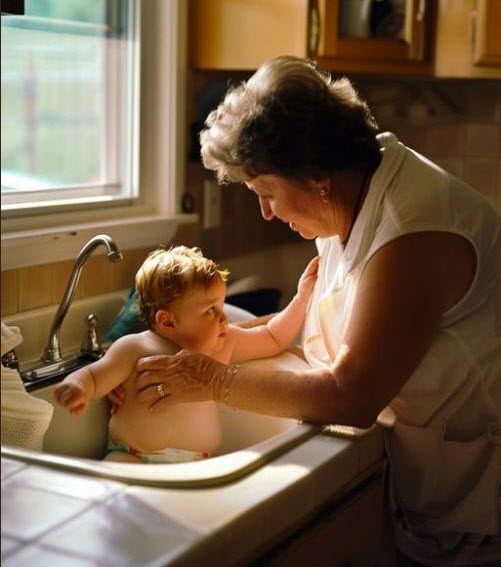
[200,56,381,184]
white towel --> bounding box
[1,322,54,451]
[1,321,23,357]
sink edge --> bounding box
[1,423,322,488]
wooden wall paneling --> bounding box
[18,265,52,311]
[1,269,18,317]
[51,260,85,305]
[110,248,151,292]
[79,255,116,299]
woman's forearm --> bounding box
[216,363,371,427]
[135,348,376,428]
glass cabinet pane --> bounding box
[339,0,406,40]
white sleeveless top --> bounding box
[302,132,501,565]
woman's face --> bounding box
[170,277,228,355]
[246,174,331,240]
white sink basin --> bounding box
[2,291,321,486]
[2,353,321,487]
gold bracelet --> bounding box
[223,364,239,406]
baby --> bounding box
[54,246,318,464]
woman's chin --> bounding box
[297,228,317,240]
[289,222,317,240]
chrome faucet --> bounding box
[41,234,123,363]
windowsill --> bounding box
[0,213,198,270]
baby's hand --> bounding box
[297,256,320,300]
[54,381,89,417]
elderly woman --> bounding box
[135,57,500,566]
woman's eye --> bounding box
[207,307,216,315]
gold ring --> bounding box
[157,383,166,398]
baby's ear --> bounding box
[155,309,175,331]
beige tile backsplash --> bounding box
[463,157,498,199]
[466,123,499,157]
[367,81,501,214]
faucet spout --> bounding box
[42,234,123,363]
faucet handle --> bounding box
[81,313,103,359]
[1,349,19,370]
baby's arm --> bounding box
[229,256,319,362]
[53,366,95,417]
[54,335,140,416]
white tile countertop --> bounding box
[1,426,384,567]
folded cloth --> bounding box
[1,321,23,357]
[1,322,54,451]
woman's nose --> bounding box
[219,311,228,325]
[259,196,274,221]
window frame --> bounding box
[1,0,193,271]
[1,1,139,212]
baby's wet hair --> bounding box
[135,245,229,328]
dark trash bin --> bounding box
[226,288,282,317]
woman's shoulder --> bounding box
[383,153,499,242]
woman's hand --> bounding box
[134,350,227,412]
[297,256,320,301]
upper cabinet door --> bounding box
[189,0,309,70]
[189,0,500,78]
[313,0,432,70]
[472,0,501,66]
[435,0,501,78]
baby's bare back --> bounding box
[108,331,221,454]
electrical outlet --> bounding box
[203,180,221,229]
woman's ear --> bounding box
[311,176,331,188]
[311,177,331,202]
[155,309,175,331]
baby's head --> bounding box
[135,246,230,352]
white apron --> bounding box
[302,133,501,565]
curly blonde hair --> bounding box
[135,246,229,328]
[200,55,380,184]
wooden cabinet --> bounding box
[435,0,501,78]
[189,0,434,75]
[189,0,500,78]
[256,477,397,567]
[189,0,309,70]
[313,0,434,75]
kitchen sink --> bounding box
[2,352,321,487]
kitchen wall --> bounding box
[356,77,501,214]
[2,76,499,319]
[184,73,501,251]
[1,224,195,317]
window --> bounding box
[1,0,189,271]
[1,0,140,213]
